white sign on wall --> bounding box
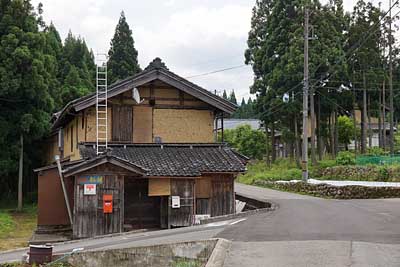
[84,184,96,195]
[171,196,180,208]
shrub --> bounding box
[336,151,355,165]
[222,125,266,160]
[367,147,387,156]
[377,166,390,182]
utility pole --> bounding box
[389,0,395,155]
[302,8,309,182]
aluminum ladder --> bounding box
[96,54,108,155]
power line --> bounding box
[185,64,249,79]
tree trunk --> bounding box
[368,94,372,148]
[271,122,276,163]
[265,124,270,167]
[334,110,339,157]
[294,114,301,168]
[330,113,335,157]
[383,79,386,150]
[18,134,23,212]
[379,86,382,148]
[352,85,358,155]
[361,72,367,154]
[310,86,317,165]
[317,94,323,160]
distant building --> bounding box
[218,119,262,130]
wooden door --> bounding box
[73,175,123,239]
[169,179,194,227]
[211,176,234,217]
[112,105,133,142]
[124,178,160,229]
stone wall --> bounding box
[254,180,400,199]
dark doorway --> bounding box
[124,178,161,229]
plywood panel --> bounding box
[153,109,214,143]
[133,106,153,143]
[149,178,170,196]
[196,177,211,198]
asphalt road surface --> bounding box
[220,183,400,266]
[1,183,399,266]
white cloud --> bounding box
[33,0,393,102]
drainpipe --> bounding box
[55,155,73,226]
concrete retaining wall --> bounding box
[67,239,217,267]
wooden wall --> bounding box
[45,84,217,163]
[195,174,235,217]
[37,168,74,226]
[44,134,59,164]
[73,166,125,238]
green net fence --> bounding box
[356,155,400,165]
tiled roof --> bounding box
[79,143,247,177]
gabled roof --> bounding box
[79,143,247,177]
[62,153,148,177]
[53,58,237,129]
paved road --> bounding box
[220,183,400,267]
[1,183,399,266]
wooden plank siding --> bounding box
[73,174,124,239]
[169,179,195,227]
[112,105,133,142]
[210,175,235,216]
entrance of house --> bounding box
[124,178,161,229]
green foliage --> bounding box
[58,30,95,106]
[337,116,358,148]
[366,147,386,156]
[232,97,258,119]
[223,125,266,160]
[237,160,302,184]
[0,211,14,239]
[0,0,57,198]
[336,151,356,165]
[228,90,237,105]
[108,11,140,84]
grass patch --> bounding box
[238,158,336,184]
[0,205,37,251]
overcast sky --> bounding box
[31,0,392,102]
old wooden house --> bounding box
[35,58,247,239]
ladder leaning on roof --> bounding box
[96,54,108,155]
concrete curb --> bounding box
[205,238,232,267]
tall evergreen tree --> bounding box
[59,31,95,106]
[222,90,228,99]
[229,90,238,105]
[0,0,56,208]
[108,11,140,84]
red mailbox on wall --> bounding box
[103,194,113,213]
